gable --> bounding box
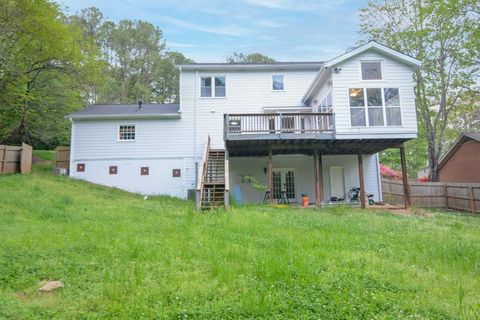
[303,41,421,103]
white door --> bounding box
[330,166,345,199]
[273,169,296,202]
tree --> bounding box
[0,0,102,147]
[227,52,276,63]
[69,7,194,104]
[360,0,480,181]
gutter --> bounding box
[65,113,182,120]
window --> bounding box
[119,125,135,141]
[366,88,384,126]
[384,88,402,125]
[200,76,226,97]
[349,87,401,127]
[349,88,366,126]
[141,167,149,176]
[215,76,226,97]
[200,77,212,97]
[319,90,333,113]
[361,62,382,80]
[272,75,284,91]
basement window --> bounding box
[119,125,135,141]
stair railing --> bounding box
[196,135,211,210]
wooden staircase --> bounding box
[197,137,229,210]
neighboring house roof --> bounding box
[177,61,324,71]
[303,41,422,103]
[67,103,181,120]
[438,132,480,170]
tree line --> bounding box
[0,1,192,149]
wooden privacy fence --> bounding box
[55,146,70,170]
[0,143,32,174]
[382,178,480,213]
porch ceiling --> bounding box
[226,138,410,157]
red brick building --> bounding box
[438,133,480,183]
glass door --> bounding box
[273,169,296,202]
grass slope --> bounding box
[0,171,479,319]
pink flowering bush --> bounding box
[380,164,402,180]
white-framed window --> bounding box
[319,89,333,113]
[349,87,402,127]
[361,61,382,80]
[384,88,402,126]
[272,75,284,91]
[200,76,226,97]
[119,125,135,141]
[366,88,384,126]
[349,88,366,126]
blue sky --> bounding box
[58,0,368,62]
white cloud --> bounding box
[156,14,251,37]
[242,0,342,11]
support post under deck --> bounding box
[358,153,366,209]
[268,145,273,204]
[400,144,411,210]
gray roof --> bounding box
[68,104,181,120]
[177,61,324,71]
[464,132,480,141]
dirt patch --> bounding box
[369,205,433,217]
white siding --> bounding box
[229,155,315,203]
[71,158,185,197]
[180,70,318,151]
[70,119,196,198]
[312,50,418,139]
[229,154,381,204]
[321,154,381,202]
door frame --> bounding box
[273,168,297,201]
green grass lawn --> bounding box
[32,150,55,162]
[0,166,479,319]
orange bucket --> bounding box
[301,196,309,207]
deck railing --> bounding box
[224,113,334,138]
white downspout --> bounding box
[194,69,198,186]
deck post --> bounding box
[313,148,322,207]
[399,144,411,209]
[268,145,274,204]
[358,153,366,209]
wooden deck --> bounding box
[224,113,334,141]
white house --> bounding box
[67,41,421,209]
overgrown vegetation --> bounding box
[0,166,479,318]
